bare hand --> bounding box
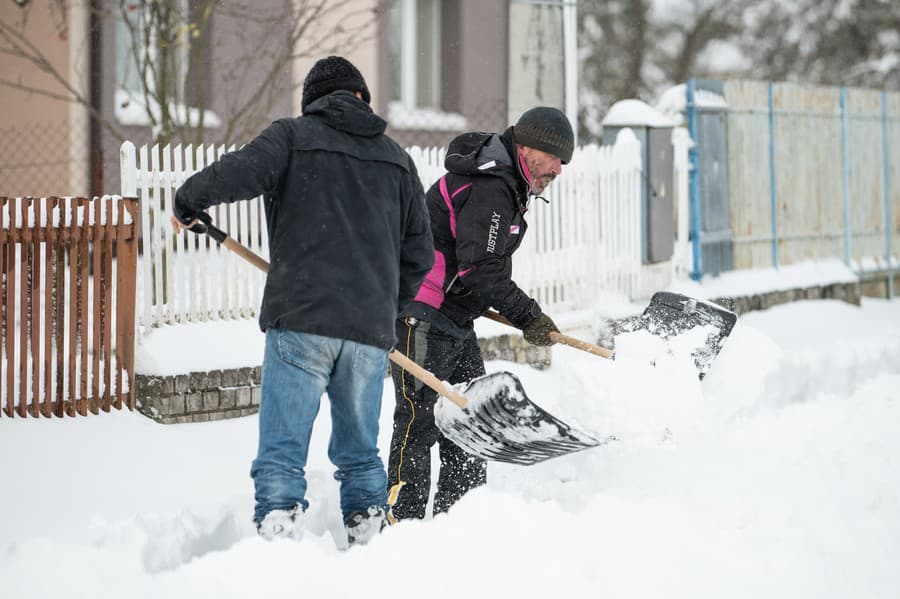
[170,214,197,234]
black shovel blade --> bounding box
[635,291,737,379]
[434,372,611,466]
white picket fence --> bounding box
[122,130,682,335]
[120,142,269,335]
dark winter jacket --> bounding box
[402,128,542,329]
[174,90,434,350]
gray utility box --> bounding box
[601,100,675,264]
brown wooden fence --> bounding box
[1,196,138,417]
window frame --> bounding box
[396,0,441,110]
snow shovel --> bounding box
[482,291,736,378]
[185,213,609,465]
[629,292,737,379]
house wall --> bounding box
[292,0,382,116]
[378,0,510,148]
[206,1,294,134]
[0,2,90,197]
[443,0,508,132]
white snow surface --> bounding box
[3,296,900,598]
[669,258,859,300]
[602,99,676,127]
[656,83,730,122]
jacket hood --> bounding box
[444,130,526,192]
[303,90,386,137]
[444,128,532,201]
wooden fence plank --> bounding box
[2,198,13,417]
[80,200,93,414]
[42,198,55,417]
[122,198,139,408]
[92,198,102,409]
[29,199,41,417]
[53,203,65,417]
[1,204,7,418]
[65,199,79,415]
[17,199,28,416]
[115,200,125,409]
[103,199,114,411]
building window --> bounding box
[115,6,148,97]
[390,0,440,109]
[114,1,219,128]
[387,0,465,131]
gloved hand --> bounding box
[173,188,201,226]
[523,312,559,346]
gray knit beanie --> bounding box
[513,107,575,164]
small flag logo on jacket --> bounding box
[510,225,520,235]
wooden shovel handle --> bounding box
[481,309,615,360]
[548,332,614,359]
[388,350,468,409]
[222,237,271,273]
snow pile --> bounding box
[135,319,265,376]
[601,99,676,127]
[2,299,900,598]
[669,259,858,300]
[656,83,729,123]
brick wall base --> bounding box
[136,367,262,424]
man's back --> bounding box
[260,91,432,349]
[175,90,434,350]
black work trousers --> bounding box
[387,316,487,520]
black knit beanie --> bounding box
[513,107,575,164]
[301,56,371,112]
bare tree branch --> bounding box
[2,0,378,150]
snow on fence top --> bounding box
[1,196,133,229]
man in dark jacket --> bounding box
[171,56,434,546]
[387,107,575,521]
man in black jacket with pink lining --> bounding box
[387,107,575,522]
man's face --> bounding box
[519,145,563,195]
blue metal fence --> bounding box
[685,79,898,295]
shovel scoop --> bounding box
[631,291,737,379]
[434,372,611,466]
[390,352,609,466]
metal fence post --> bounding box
[686,78,703,281]
[839,87,853,267]
[768,82,779,268]
[883,90,894,299]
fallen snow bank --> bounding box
[3,299,900,599]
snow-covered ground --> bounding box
[2,297,900,598]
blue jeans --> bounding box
[251,329,389,524]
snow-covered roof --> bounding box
[601,99,676,128]
[656,83,729,119]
